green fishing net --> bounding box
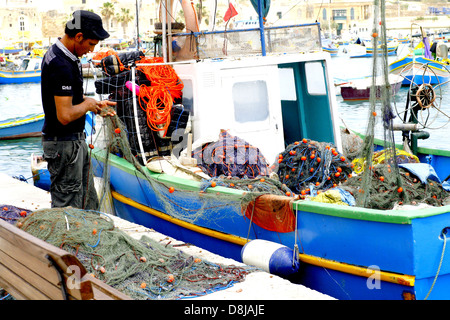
[16,207,254,300]
[337,0,450,209]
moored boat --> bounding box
[339,74,403,101]
[389,25,450,86]
[45,0,450,300]
[0,57,42,84]
[0,113,44,140]
[389,55,450,86]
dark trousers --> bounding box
[42,138,99,210]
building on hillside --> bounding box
[264,0,373,38]
[0,1,43,46]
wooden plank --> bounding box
[0,218,131,300]
[87,276,133,300]
[0,219,86,300]
[0,247,63,300]
[0,219,88,276]
[0,263,50,300]
[0,236,60,285]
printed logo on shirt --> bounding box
[62,86,72,91]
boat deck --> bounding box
[0,172,333,300]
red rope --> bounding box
[136,57,184,136]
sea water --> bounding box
[0,55,449,181]
[331,54,450,152]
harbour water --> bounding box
[0,55,449,183]
[332,54,450,152]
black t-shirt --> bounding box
[41,41,85,136]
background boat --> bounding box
[389,24,450,86]
[0,113,44,140]
[389,56,450,86]
[339,74,403,101]
[0,57,41,84]
[322,38,339,56]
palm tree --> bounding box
[116,8,133,39]
[100,2,115,32]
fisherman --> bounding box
[41,10,116,210]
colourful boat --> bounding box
[86,13,450,301]
[339,74,403,101]
[322,46,339,56]
[0,113,44,140]
[389,56,450,86]
[350,44,398,58]
[0,57,41,84]
[0,47,22,55]
[322,39,339,56]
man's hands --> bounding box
[95,100,117,117]
[54,96,117,125]
[84,97,117,117]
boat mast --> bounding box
[136,0,140,50]
[257,0,267,56]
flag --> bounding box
[224,3,238,22]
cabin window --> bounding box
[232,80,269,123]
[34,62,40,70]
[305,62,327,95]
[279,68,297,101]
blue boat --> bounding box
[0,57,41,84]
[322,39,339,57]
[389,56,450,86]
[85,3,450,300]
[389,25,450,86]
[0,113,44,140]
[0,48,22,55]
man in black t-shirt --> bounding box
[41,10,116,210]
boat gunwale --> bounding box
[93,148,450,226]
[0,114,44,129]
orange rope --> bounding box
[93,48,127,73]
[135,57,184,136]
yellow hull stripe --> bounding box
[0,114,44,128]
[111,191,249,246]
[299,255,415,287]
[111,191,415,287]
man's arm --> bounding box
[54,96,116,125]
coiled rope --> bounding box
[136,57,184,136]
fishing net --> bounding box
[94,53,188,165]
[93,51,304,218]
[193,130,271,179]
[274,139,353,197]
[0,205,31,225]
[13,207,254,300]
[337,0,450,209]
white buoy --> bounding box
[241,239,300,278]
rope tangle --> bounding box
[136,57,184,136]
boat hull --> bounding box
[0,113,44,140]
[31,154,50,191]
[340,79,402,101]
[350,50,397,58]
[92,146,450,300]
[0,70,41,84]
[389,56,450,86]
[322,47,338,57]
